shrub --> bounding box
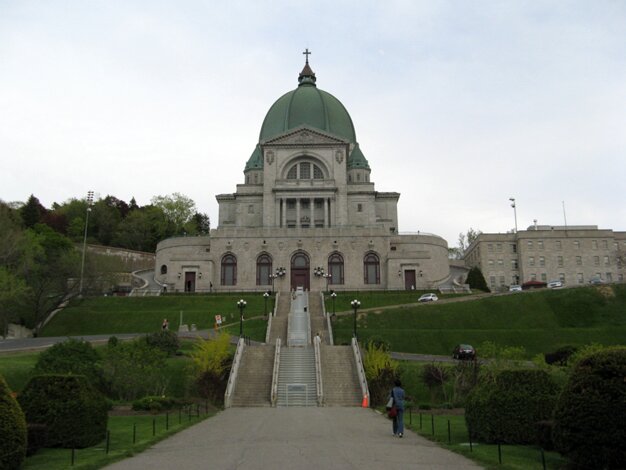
[190,333,232,404]
[544,345,578,365]
[132,395,181,412]
[145,330,180,356]
[466,266,489,292]
[421,363,449,402]
[102,339,169,401]
[553,347,626,469]
[18,374,108,448]
[0,374,27,469]
[465,369,560,444]
[26,423,47,456]
[34,338,106,392]
[107,335,119,347]
[363,340,399,407]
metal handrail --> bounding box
[270,338,281,407]
[321,291,334,346]
[351,337,370,407]
[314,335,323,406]
[224,337,246,408]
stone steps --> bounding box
[321,345,362,406]
[276,347,317,407]
[230,344,274,407]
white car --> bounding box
[547,280,563,289]
[509,285,522,292]
[418,293,439,302]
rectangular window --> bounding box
[619,274,624,282]
[606,272,613,282]
[539,256,545,267]
[511,243,517,253]
[488,259,494,266]
[559,273,565,282]
[602,240,608,250]
[529,256,535,266]
[555,240,562,250]
[498,259,503,266]
[357,203,363,212]
[528,241,533,249]
[531,273,537,281]
[538,240,544,250]
[299,162,311,179]
[248,204,254,214]
[499,276,505,286]
[497,243,502,252]
[594,256,600,266]
[557,256,564,267]
[604,256,610,266]
[488,244,494,252]
[592,240,598,250]
[490,276,496,288]
[541,273,547,282]
[576,256,582,266]
[512,275,517,284]
[574,240,580,249]
[511,259,518,269]
[577,273,584,284]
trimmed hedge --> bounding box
[145,330,180,356]
[132,395,186,412]
[465,369,560,444]
[0,374,27,469]
[553,347,626,469]
[18,374,108,448]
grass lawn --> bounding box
[402,412,566,469]
[0,351,38,392]
[324,290,471,313]
[333,285,626,356]
[41,293,275,336]
[221,318,268,343]
[23,411,215,470]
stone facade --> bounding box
[464,225,626,291]
[155,62,451,293]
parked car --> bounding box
[453,344,476,360]
[589,277,606,285]
[509,284,522,292]
[547,280,563,289]
[418,293,438,302]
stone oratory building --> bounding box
[155,56,450,292]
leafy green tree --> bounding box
[151,192,196,234]
[0,202,24,266]
[363,340,399,406]
[113,205,171,252]
[0,268,29,338]
[184,212,211,235]
[190,333,232,403]
[466,266,489,292]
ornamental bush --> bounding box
[145,330,180,356]
[553,347,626,469]
[18,374,108,448]
[0,374,27,469]
[466,267,489,292]
[34,338,106,392]
[465,369,560,444]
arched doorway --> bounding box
[290,252,310,290]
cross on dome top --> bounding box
[298,48,316,86]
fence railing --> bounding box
[223,337,245,408]
[270,338,281,407]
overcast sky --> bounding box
[1,1,625,246]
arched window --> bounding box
[160,264,167,275]
[328,252,344,285]
[285,161,325,180]
[256,254,272,286]
[221,254,237,286]
[364,253,380,284]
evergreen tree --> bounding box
[20,195,46,228]
[466,266,489,292]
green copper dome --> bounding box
[245,60,369,172]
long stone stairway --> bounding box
[320,345,362,406]
[308,292,329,344]
[268,293,289,344]
[276,347,317,406]
[230,344,274,407]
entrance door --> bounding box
[184,272,196,293]
[404,270,416,290]
[290,252,310,290]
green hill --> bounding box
[333,285,626,356]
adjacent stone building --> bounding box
[155,58,451,292]
[464,225,626,291]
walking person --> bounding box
[390,379,405,437]
[162,318,169,331]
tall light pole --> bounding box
[351,299,361,340]
[331,291,337,317]
[79,191,94,296]
[509,197,518,233]
[263,291,269,319]
[237,299,247,337]
[323,273,332,293]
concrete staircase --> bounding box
[308,292,329,344]
[268,293,290,344]
[276,347,317,407]
[230,344,274,407]
[320,345,362,406]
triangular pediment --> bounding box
[261,126,349,146]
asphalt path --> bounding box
[104,407,481,470]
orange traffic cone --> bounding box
[362,395,369,408]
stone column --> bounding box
[275,197,281,228]
[310,198,314,227]
[282,198,287,228]
[296,198,300,228]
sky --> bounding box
[1,0,625,247]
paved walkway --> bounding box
[104,408,481,470]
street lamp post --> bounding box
[263,292,269,318]
[350,299,361,340]
[331,291,337,317]
[237,299,247,337]
[323,273,332,293]
[79,190,94,297]
[509,197,518,233]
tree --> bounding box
[185,212,211,235]
[112,206,171,252]
[0,268,29,338]
[151,193,197,234]
[451,228,482,260]
[466,266,489,292]
[20,195,47,228]
[0,202,24,266]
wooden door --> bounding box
[185,272,196,292]
[404,270,416,290]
